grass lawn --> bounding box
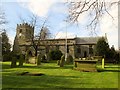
[1,61,119,89]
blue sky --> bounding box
[1,0,118,50]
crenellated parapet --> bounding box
[17,23,34,30]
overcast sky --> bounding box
[1,0,118,50]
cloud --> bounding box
[17,0,56,17]
[17,0,67,17]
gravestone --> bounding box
[37,54,41,65]
[65,54,73,64]
[19,54,24,66]
[60,55,65,67]
[25,52,29,63]
[57,60,60,65]
[74,60,98,72]
[11,56,17,68]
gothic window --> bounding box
[77,46,81,54]
[67,46,69,53]
[89,45,93,54]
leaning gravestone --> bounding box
[37,54,41,66]
[60,55,65,67]
[19,54,24,67]
[25,52,29,63]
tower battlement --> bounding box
[17,23,34,29]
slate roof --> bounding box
[75,37,106,45]
[32,36,107,45]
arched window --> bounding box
[67,46,69,53]
[19,29,22,33]
[89,45,93,54]
[77,46,81,54]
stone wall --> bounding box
[16,23,34,45]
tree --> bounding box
[19,14,51,57]
[95,37,109,57]
[18,13,52,65]
[49,50,63,60]
[33,25,51,57]
[0,9,8,33]
[67,0,119,31]
[2,31,11,54]
[40,27,51,40]
[1,30,11,61]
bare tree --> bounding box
[40,27,51,40]
[18,14,51,57]
[0,9,8,33]
[67,0,119,32]
[32,18,51,57]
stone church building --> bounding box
[13,23,108,59]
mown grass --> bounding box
[1,61,119,89]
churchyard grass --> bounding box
[1,61,119,89]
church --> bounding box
[13,23,108,59]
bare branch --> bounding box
[67,0,119,34]
[18,13,52,56]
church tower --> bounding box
[16,23,34,45]
[13,23,34,54]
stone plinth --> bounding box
[74,60,98,72]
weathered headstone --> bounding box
[37,54,41,66]
[65,55,73,64]
[57,60,60,65]
[19,54,24,66]
[25,52,29,63]
[11,56,17,68]
[60,55,65,67]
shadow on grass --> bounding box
[104,66,120,68]
[103,70,120,72]
[2,74,92,89]
[97,68,120,72]
[38,65,73,69]
[2,62,74,70]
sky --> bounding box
[1,0,119,50]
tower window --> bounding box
[19,29,22,33]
